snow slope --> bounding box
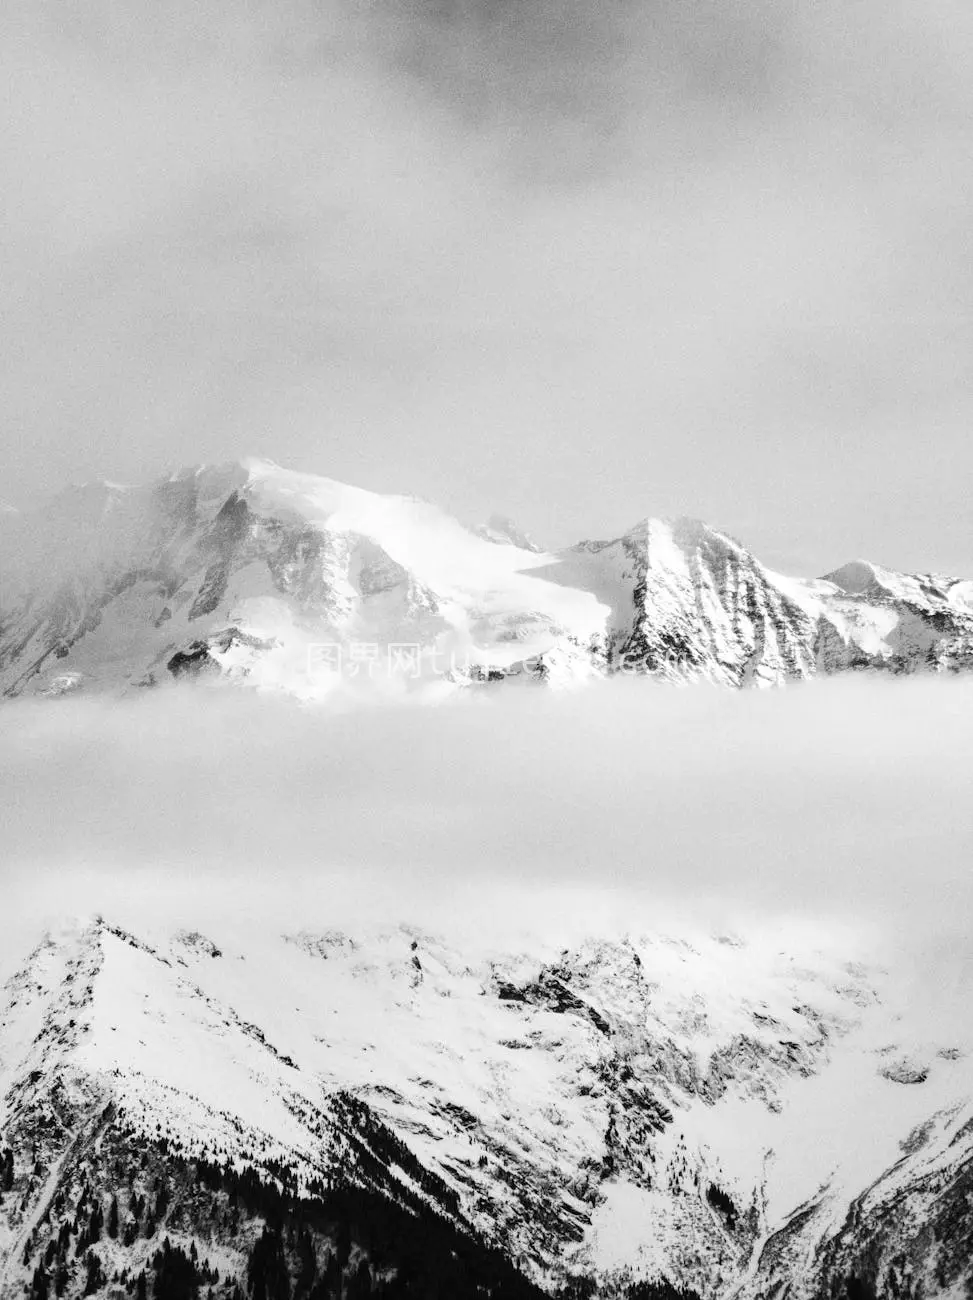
[3,459,973,701]
[2,916,970,1297]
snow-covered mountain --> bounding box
[3,460,970,1297]
[1,916,970,1299]
[3,458,973,701]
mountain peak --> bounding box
[822,558,884,594]
[474,513,544,553]
[610,515,750,566]
[3,911,970,1299]
[2,460,973,700]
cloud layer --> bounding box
[3,676,972,973]
[3,0,973,571]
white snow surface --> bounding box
[3,458,973,701]
[3,912,971,1294]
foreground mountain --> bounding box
[3,459,973,700]
[1,917,970,1298]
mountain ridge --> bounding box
[3,458,972,702]
[1,914,971,1298]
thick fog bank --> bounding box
[2,677,971,980]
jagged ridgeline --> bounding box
[2,458,973,700]
[2,921,971,1298]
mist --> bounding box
[4,0,973,573]
[3,676,972,984]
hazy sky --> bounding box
[3,0,973,574]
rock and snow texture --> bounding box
[1,917,971,1297]
[3,458,973,701]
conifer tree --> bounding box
[30,1261,49,1300]
[83,1251,106,1296]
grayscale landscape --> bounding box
[2,0,972,1296]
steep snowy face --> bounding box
[2,459,973,700]
[743,1097,973,1300]
[1,918,971,1298]
[555,518,820,687]
[0,460,608,700]
[560,518,973,686]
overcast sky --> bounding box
[3,0,973,574]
